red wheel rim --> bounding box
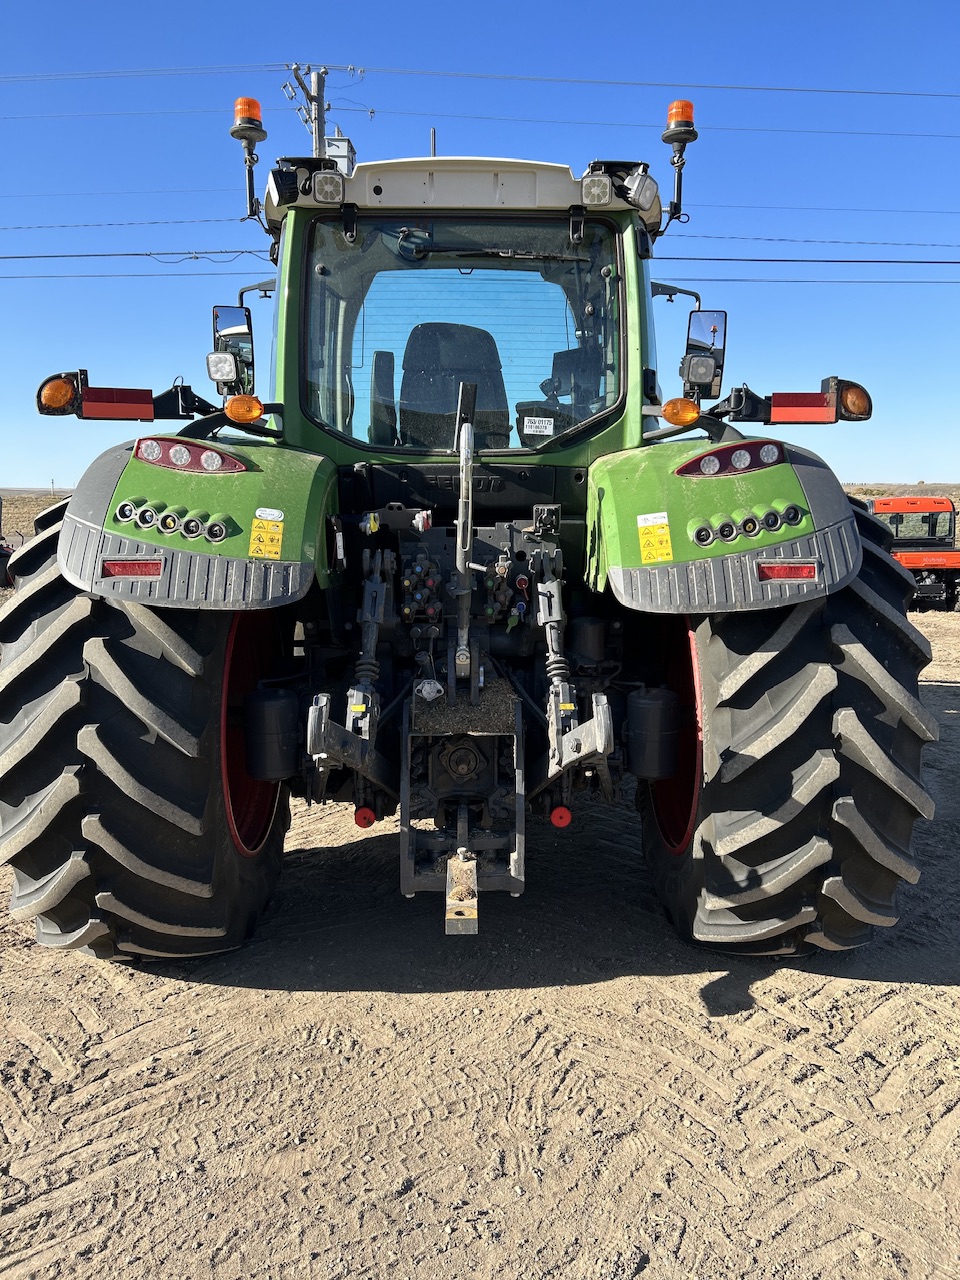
[650,618,703,855]
[221,612,281,857]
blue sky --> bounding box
[3,0,960,486]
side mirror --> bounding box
[680,309,726,400]
[208,304,254,395]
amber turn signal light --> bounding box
[838,382,872,420]
[37,374,80,415]
[39,376,77,410]
[661,397,701,428]
[223,394,265,424]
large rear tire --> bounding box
[642,506,937,955]
[0,504,290,959]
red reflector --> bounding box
[101,559,163,578]
[756,561,818,581]
[354,807,377,828]
[769,392,835,424]
[550,806,573,829]
[81,386,155,421]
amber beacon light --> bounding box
[662,100,698,147]
[230,98,267,146]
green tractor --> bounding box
[0,95,935,960]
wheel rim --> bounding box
[221,612,282,857]
[650,618,703,855]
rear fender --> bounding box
[57,439,338,609]
[586,440,861,613]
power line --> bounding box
[0,271,268,280]
[4,266,959,285]
[659,255,960,266]
[4,61,960,101]
[660,277,960,285]
[4,99,960,142]
[0,188,235,200]
[3,245,957,268]
[0,63,294,83]
[4,224,956,251]
[676,233,960,249]
[0,218,239,231]
[333,103,960,143]
[0,250,268,262]
[695,202,960,216]
[358,64,960,102]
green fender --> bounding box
[56,436,339,609]
[585,439,862,614]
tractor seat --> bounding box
[399,323,511,450]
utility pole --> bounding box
[289,64,327,158]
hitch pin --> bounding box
[445,848,478,935]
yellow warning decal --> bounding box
[637,510,673,565]
[249,517,284,560]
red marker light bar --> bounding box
[756,561,819,582]
[101,559,163,578]
[769,392,835,424]
[82,386,155,421]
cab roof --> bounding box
[264,153,662,231]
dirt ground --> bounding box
[1,496,959,1279]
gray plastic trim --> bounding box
[58,512,315,610]
[607,514,861,614]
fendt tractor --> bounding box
[866,495,960,610]
[0,92,936,962]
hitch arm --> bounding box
[306,693,400,799]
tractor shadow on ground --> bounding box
[148,677,960,1010]
[150,761,960,1013]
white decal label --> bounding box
[523,416,555,435]
[255,507,284,521]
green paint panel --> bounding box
[586,440,813,590]
[104,438,339,585]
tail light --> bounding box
[676,441,783,478]
[756,561,819,582]
[134,438,247,473]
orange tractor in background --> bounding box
[867,495,960,610]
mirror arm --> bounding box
[651,281,701,307]
[701,410,746,442]
[237,278,276,306]
[709,384,772,424]
[178,405,283,441]
[643,409,744,445]
[152,384,220,420]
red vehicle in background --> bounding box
[867,495,960,609]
